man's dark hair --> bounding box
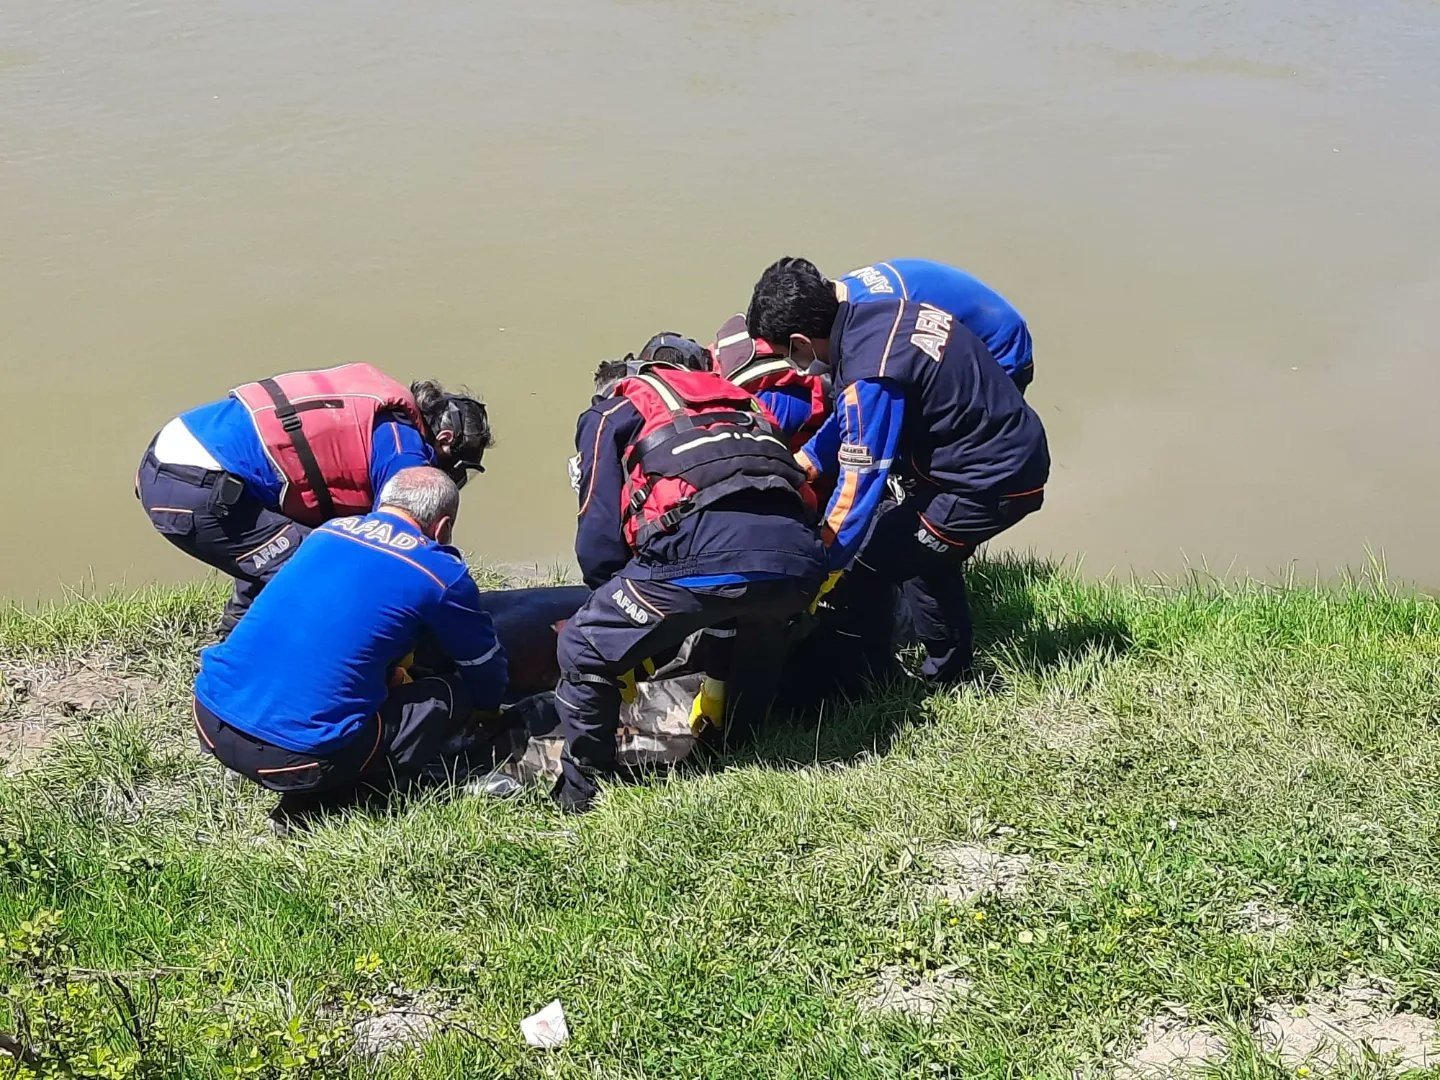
[593,358,632,395]
[745,257,838,346]
[411,379,494,458]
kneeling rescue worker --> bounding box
[551,337,826,812]
[191,467,508,820]
[747,257,1050,683]
[137,363,491,637]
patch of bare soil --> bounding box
[859,965,972,1022]
[346,987,458,1061]
[1227,899,1297,937]
[1257,976,1437,1072]
[924,843,1032,905]
[352,1009,439,1059]
[0,715,57,774]
[1114,1013,1226,1078]
[0,657,152,773]
[1017,696,1106,753]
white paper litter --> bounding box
[521,999,570,1049]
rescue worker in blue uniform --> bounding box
[747,257,1049,683]
[829,258,1034,393]
[137,366,490,638]
[192,467,507,823]
[552,341,826,813]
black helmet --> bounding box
[434,394,491,488]
[634,331,710,373]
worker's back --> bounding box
[838,258,1033,388]
[194,509,472,755]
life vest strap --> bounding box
[631,474,811,547]
[731,358,797,388]
[624,410,765,473]
[258,378,338,520]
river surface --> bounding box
[2,0,1438,601]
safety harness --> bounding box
[615,364,812,549]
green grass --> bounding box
[2,557,1439,1078]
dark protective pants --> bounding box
[551,570,817,811]
[840,486,1044,682]
[192,672,473,797]
[136,445,309,636]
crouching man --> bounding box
[192,467,507,822]
[138,363,491,638]
[551,350,827,813]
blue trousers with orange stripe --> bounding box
[843,487,1044,681]
[193,672,471,797]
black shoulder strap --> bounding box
[624,409,762,473]
[259,377,337,520]
[632,474,810,547]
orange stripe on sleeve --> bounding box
[825,467,861,541]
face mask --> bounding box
[788,337,829,378]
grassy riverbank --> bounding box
[2,559,1439,1078]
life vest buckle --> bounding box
[654,505,688,533]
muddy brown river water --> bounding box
[2,0,1438,600]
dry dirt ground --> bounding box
[0,655,152,774]
[1257,977,1437,1072]
[858,838,1436,1076]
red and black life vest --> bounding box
[711,314,830,451]
[614,364,813,550]
[231,363,425,526]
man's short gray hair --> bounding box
[378,467,460,530]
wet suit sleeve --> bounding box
[369,418,436,508]
[754,387,813,443]
[427,567,508,710]
[573,400,640,590]
[821,379,904,570]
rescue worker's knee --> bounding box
[555,620,606,677]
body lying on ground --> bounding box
[190,467,508,823]
[137,363,490,638]
[551,344,827,813]
[747,257,1050,685]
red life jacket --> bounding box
[231,363,426,526]
[710,314,830,451]
[614,364,813,550]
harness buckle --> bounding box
[656,506,687,532]
[280,412,304,434]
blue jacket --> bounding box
[195,509,507,754]
[178,397,434,508]
[839,259,1033,389]
[572,394,826,589]
[798,300,1049,569]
